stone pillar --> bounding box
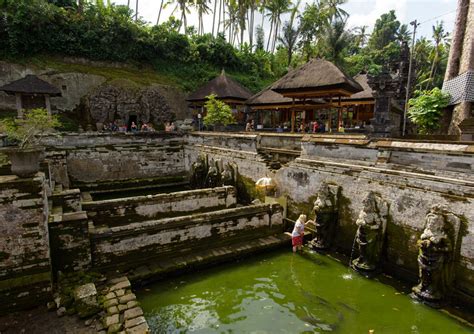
[15,93,23,118]
[45,94,52,115]
[0,173,52,313]
[367,69,401,138]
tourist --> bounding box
[312,120,319,133]
[130,122,138,133]
[276,125,283,133]
[141,123,149,132]
[165,122,176,132]
[292,214,313,253]
[245,120,253,132]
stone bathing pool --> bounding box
[137,249,472,334]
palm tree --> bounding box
[298,1,328,60]
[321,0,348,21]
[396,24,411,44]
[279,21,299,66]
[166,0,191,34]
[322,19,351,66]
[427,21,449,89]
[212,0,218,35]
[135,0,139,21]
[265,0,291,53]
[195,0,211,35]
[156,0,165,24]
[352,25,369,48]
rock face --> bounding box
[87,81,176,126]
[0,60,189,124]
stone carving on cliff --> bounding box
[190,154,208,189]
[412,205,460,306]
[87,82,176,127]
[351,192,389,274]
[308,183,340,250]
[191,155,238,189]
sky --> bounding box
[113,0,458,43]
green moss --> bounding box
[26,56,176,87]
[236,175,263,204]
[287,194,318,221]
[0,271,51,290]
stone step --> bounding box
[127,233,291,284]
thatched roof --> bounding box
[271,59,363,97]
[343,73,373,101]
[187,70,252,102]
[0,75,61,96]
[246,85,325,108]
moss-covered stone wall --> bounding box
[0,174,52,314]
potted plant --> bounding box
[203,94,235,132]
[0,108,60,177]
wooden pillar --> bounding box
[15,93,23,118]
[337,95,342,130]
[45,94,52,115]
[328,95,333,132]
[291,98,295,133]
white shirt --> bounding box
[292,219,305,237]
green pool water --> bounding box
[137,249,473,334]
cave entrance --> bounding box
[127,115,138,131]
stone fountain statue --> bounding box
[352,192,389,274]
[190,154,208,189]
[308,183,340,250]
[412,205,459,306]
[221,162,237,187]
[205,160,221,188]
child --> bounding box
[292,214,313,253]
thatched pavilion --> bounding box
[187,70,253,125]
[271,59,363,132]
[0,75,61,117]
[246,85,327,130]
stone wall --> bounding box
[0,174,52,313]
[84,186,237,228]
[40,133,187,189]
[187,133,474,304]
[90,203,283,271]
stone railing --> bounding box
[90,203,283,270]
[84,186,237,228]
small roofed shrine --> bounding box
[0,75,61,117]
[246,85,327,131]
[187,70,253,126]
[271,59,363,132]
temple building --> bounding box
[270,59,363,132]
[0,74,61,117]
[187,70,253,126]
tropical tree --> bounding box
[322,18,350,66]
[166,0,191,33]
[321,0,348,21]
[426,21,449,89]
[265,0,291,53]
[203,94,235,127]
[352,25,369,49]
[194,0,211,35]
[156,0,165,24]
[298,1,329,60]
[278,1,300,66]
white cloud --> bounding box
[345,0,408,32]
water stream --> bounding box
[137,249,472,334]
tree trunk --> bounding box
[135,0,139,21]
[156,0,164,24]
[444,0,469,81]
[266,19,273,51]
[217,0,222,35]
[212,0,218,36]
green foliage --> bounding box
[0,108,60,148]
[203,94,235,127]
[407,88,451,134]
